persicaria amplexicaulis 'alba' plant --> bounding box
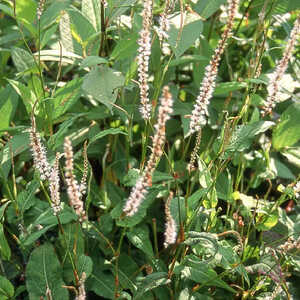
[64,137,87,222]
[29,115,51,181]
[137,0,153,120]
[49,152,62,215]
[29,115,63,215]
[261,15,300,116]
[155,0,171,55]
[164,191,177,248]
[36,0,45,20]
[123,86,173,216]
[189,0,240,135]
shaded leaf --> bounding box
[181,257,236,293]
[192,0,227,19]
[77,254,93,278]
[87,270,115,299]
[80,56,108,69]
[26,243,68,299]
[127,225,154,258]
[135,272,170,299]
[224,121,275,156]
[214,82,247,95]
[11,47,36,74]
[0,133,30,180]
[88,128,127,146]
[273,103,300,150]
[0,224,11,261]
[22,224,56,247]
[0,275,14,299]
[0,86,18,131]
[52,77,83,119]
[168,12,203,58]
[82,65,125,111]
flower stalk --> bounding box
[164,191,177,248]
[189,0,240,135]
[261,15,300,116]
[137,0,153,120]
[64,137,86,222]
[124,86,173,216]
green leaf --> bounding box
[109,253,138,292]
[7,79,36,114]
[224,121,274,156]
[122,168,140,187]
[0,133,30,180]
[17,180,39,214]
[40,0,71,30]
[67,6,96,43]
[273,103,300,150]
[77,254,93,279]
[185,232,218,249]
[48,113,87,149]
[15,0,37,36]
[217,241,250,286]
[198,159,217,208]
[80,56,108,69]
[126,225,154,258]
[135,272,171,299]
[182,257,236,293]
[58,223,85,283]
[11,47,36,74]
[0,224,11,261]
[26,243,68,299]
[214,82,247,95]
[272,157,295,180]
[109,0,137,23]
[22,224,56,247]
[168,12,204,58]
[192,0,227,19]
[88,128,127,146]
[0,202,10,222]
[0,4,13,17]
[33,206,77,226]
[87,270,115,299]
[0,86,18,131]
[187,188,210,211]
[256,209,279,231]
[111,33,139,61]
[82,65,125,111]
[52,77,83,119]
[169,55,208,67]
[0,275,14,299]
[82,0,101,31]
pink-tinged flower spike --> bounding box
[189,0,240,135]
[37,0,46,20]
[64,137,86,222]
[261,15,300,117]
[156,0,171,55]
[79,141,88,196]
[49,152,62,215]
[164,191,177,248]
[124,86,173,216]
[294,180,300,199]
[137,0,153,120]
[29,115,51,181]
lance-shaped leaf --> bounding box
[26,243,68,299]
